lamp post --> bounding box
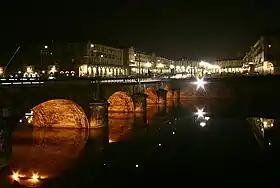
[40,45,48,70]
[134,53,141,92]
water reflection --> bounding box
[11,127,89,182]
[108,113,134,143]
[193,106,211,128]
[8,104,166,186]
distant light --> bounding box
[205,117,210,121]
[172,131,175,135]
[170,65,175,69]
[31,173,39,181]
[104,163,106,166]
[134,53,137,57]
[156,63,164,68]
[42,70,45,74]
[90,44,94,48]
[19,119,22,123]
[44,45,48,49]
[195,108,206,118]
[100,54,104,58]
[192,77,206,90]
[200,122,206,127]
[158,143,162,147]
[18,71,21,74]
[268,44,271,48]
[269,141,272,146]
[168,121,172,124]
[136,164,139,168]
[11,171,20,181]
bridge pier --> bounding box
[157,89,167,105]
[132,93,147,113]
[88,100,109,128]
[172,88,181,99]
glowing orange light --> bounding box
[12,171,20,181]
[31,173,39,181]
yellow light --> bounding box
[27,117,33,124]
[145,62,152,68]
[26,66,33,73]
[12,171,20,181]
[31,173,39,181]
[100,55,104,58]
[156,63,164,68]
[170,65,175,69]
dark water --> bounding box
[1,100,280,187]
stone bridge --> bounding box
[1,75,279,129]
[0,78,175,129]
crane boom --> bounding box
[4,46,21,71]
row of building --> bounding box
[1,35,279,78]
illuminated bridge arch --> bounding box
[108,91,134,113]
[31,99,89,128]
[144,88,158,104]
[164,85,172,100]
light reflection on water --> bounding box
[11,128,89,178]
[9,100,279,186]
[10,105,161,184]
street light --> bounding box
[41,45,48,69]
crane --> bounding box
[4,46,21,75]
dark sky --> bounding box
[0,0,279,60]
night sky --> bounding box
[0,0,279,61]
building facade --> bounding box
[79,42,128,77]
[215,59,244,73]
[127,47,175,76]
[243,36,280,74]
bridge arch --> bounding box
[28,99,89,129]
[108,91,134,112]
[144,88,158,104]
[164,85,173,100]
